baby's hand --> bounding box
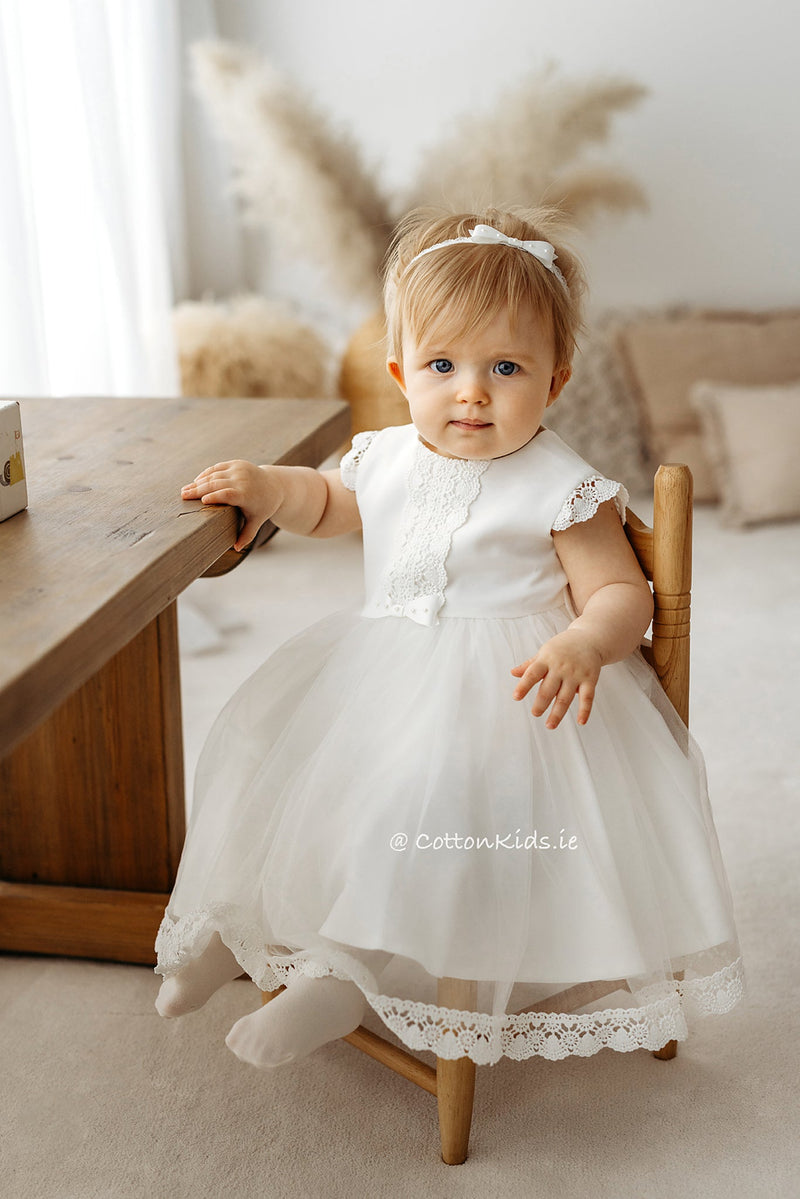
[510,630,603,729]
[181,460,280,552]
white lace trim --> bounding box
[366,957,745,1064]
[376,439,489,625]
[339,429,381,491]
[551,474,629,532]
[155,907,745,1066]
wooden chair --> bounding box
[261,463,694,1164]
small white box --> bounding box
[0,400,28,522]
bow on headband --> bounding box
[467,224,557,270]
[405,223,569,291]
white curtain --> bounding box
[0,0,185,397]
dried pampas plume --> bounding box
[190,44,647,312]
[543,166,648,224]
[400,65,647,221]
[191,41,393,303]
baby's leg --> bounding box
[155,932,243,1017]
[225,948,392,1069]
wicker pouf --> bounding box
[338,310,411,437]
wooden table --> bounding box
[0,396,350,965]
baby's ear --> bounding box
[387,358,407,394]
[547,367,571,406]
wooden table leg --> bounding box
[0,603,185,964]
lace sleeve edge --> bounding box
[339,429,381,491]
[551,475,629,532]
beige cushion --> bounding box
[690,380,800,526]
[616,311,800,500]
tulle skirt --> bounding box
[155,606,745,1065]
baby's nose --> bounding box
[456,375,490,403]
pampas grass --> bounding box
[401,67,648,220]
[190,44,647,312]
[174,295,332,399]
[191,41,393,303]
[543,165,648,224]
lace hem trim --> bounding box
[551,474,629,532]
[155,908,745,1066]
[339,429,381,492]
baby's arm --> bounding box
[511,499,653,729]
[181,463,361,551]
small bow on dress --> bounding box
[389,593,444,627]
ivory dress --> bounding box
[155,423,745,1066]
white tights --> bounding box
[155,934,392,1069]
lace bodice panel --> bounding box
[373,441,489,625]
[340,426,628,625]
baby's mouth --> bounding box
[451,419,492,429]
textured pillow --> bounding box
[615,310,800,501]
[544,308,653,493]
[690,380,800,526]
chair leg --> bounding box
[436,977,478,1164]
[436,1053,476,1164]
[652,1039,678,1060]
[652,971,684,1059]
[264,976,481,1161]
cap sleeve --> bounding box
[339,429,381,491]
[551,474,629,532]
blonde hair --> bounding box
[383,206,586,373]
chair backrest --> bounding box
[624,464,693,726]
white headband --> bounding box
[405,223,569,293]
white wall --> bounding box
[207,0,799,317]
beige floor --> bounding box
[2,499,799,1198]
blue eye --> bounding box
[430,359,453,374]
[494,361,519,376]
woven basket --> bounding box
[337,311,411,438]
